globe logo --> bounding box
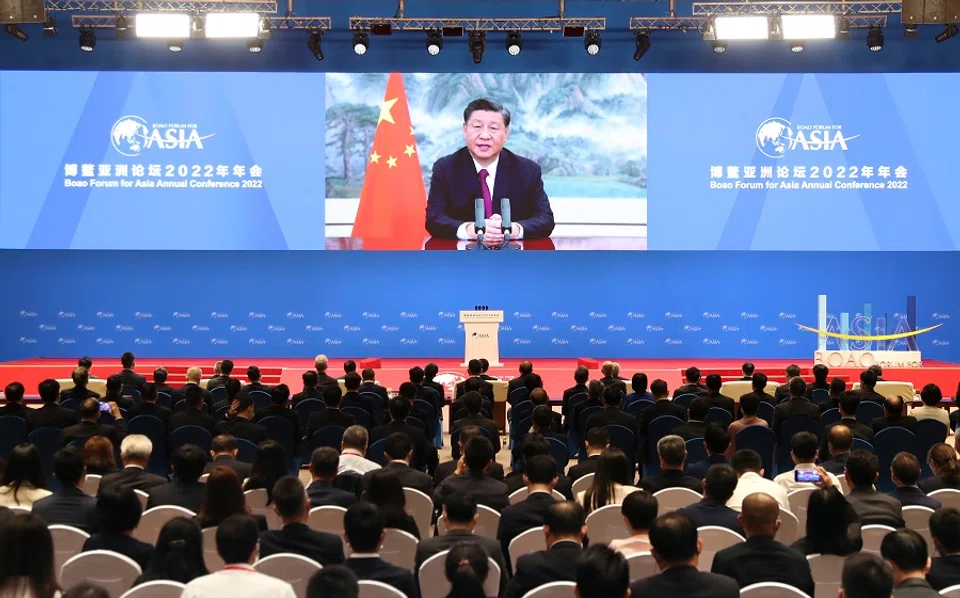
[111,116,149,157]
[755,118,795,159]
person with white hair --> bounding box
[174,366,212,411]
[314,354,338,387]
[97,434,167,495]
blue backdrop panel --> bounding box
[2,250,957,361]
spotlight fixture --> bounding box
[837,17,850,40]
[168,38,183,52]
[866,25,883,51]
[115,14,129,32]
[42,17,57,37]
[425,29,442,55]
[190,15,203,38]
[936,23,959,42]
[701,20,716,40]
[584,30,601,55]
[258,18,271,40]
[5,24,27,41]
[505,31,522,56]
[712,39,727,53]
[247,38,262,53]
[904,24,918,39]
[353,30,369,55]
[634,31,650,60]
[469,30,486,63]
[79,27,96,51]
[790,40,805,52]
[307,30,323,61]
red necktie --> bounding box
[479,169,493,218]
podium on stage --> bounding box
[460,310,504,367]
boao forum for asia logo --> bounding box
[755,118,858,159]
[110,116,215,157]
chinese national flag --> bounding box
[352,73,428,250]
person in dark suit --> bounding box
[170,385,215,434]
[307,384,357,441]
[819,377,846,414]
[422,363,446,402]
[61,367,102,403]
[115,352,147,390]
[451,390,503,453]
[685,424,730,480]
[507,361,535,399]
[101,373,137,411]
[416,492,509,592]
[639,379,687,458]
[503,501,584,598]
[203,434,253,479]
[672,398,709,441]
[293,371,323,405]
[98,434,168,495]
[845,450,905,528]
[372,398,439,474]
[146,444,206,512]
[434,435,509,512]
[0,381,31,420]
[433,425,505,488]
[739,362,755,381]
[30,379,77,430]
[820,392,874,460]
[214,394,268,445]
[259,476,345,566]
[312,355,340,388]
[805,364,832,400]
[529,388,561,432]
[772,377,820,438]
[640,435,702,493]
[362,433,433,498]
[711,492,815,596]
[497,455,562,568]
[737,372,777,413]
[409,366,443,418]
[702,374,736,416]
[452,377,495,418]
[845,369,886,404]
[629,511,741,598]
[525,405,567,455]
[426,98,555,240]
[477,358,497,381]
[928,507,960,591]
[62,397,127,448]
[820,425,854,476]
[205,358,235,391]
[454,360,495,403]
[562,366,590,420]
[306,447,358,508]
[890,452,942,509]
[125,382,172,430]
[673,367,709,399]
[570,380,605,437]
[576,544,631,598]
[337,360,357,381]
[677,464,742,535]
[342,503,420,598]
[151,367,177,399]
[568,427,608,482]
[172,367,213,413]
[872,394,919,434]
[504,435,573,500]
[585,386,639,436]
[841,554,895,598]
[254,384,301,453]
[397,382,436,442]
[82,485,154,570]
[881,529,941,598]
[774,365,802,402]
[341,372,377,428]
[240,365,273,396]
[358,368,389,409]
[31,446,99,533]
[599,361,627,392]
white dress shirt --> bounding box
[456,154,524,240]
[181,564,296,598]
[609,534,653,557]
[726,471,791,512]
[911,405,950,427]
[773,463,841,495]
[339,450,381,476]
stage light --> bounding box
[42,17,57,37]
[563,25,585,37]
[714,15,770,40]
[167,38,183,52]
[79,27,96,51]
[353,30,369,55]
[258,19,271,40]
[370,23,391,36]
[136,13,190,39]
[307,31,323,61]
[247,38,262,52]
[505,31,522,56]
[781,14,836,39]
[190,15,203,38]
[633,31,650,60]
[115,14,129,32]
[701,20,716,40]
[712,39,727,53]
[442,25,463,37]
[205,12,259,38]
[425,30,442,55]
[837,17,850,39]
[469,30,486,63]
[936,23,959,42]
[790,40,805,52]
[5,24,27,41]
[584,30,601,55]
[904,24,918,38]
[867,25,884,51]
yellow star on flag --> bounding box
[409,126,414,136]
[404,144,416,158]
[378,98,398,125]
[387,155,398,169]
[369,151,381,164]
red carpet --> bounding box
[3,357,959,397]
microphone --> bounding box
[468,198,486,250]
[499,197,519,250]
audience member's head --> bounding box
[343,372,362,392]
[658,435,687,470]
[198,466,249,523]
[650,379,668,400]
[602,386,621,407]
[314,355,328,373]
[573,366,589,385]
[462,391,484,416]
[785,364,801,379]
[860,369,878,389]
[0,513,59,598]
[97,485,142,534]
[53,446,85,488]
[705,374,722,393]
[812,363,829,383]
[868,364,883,380]
[532,406,554,433]
[881,528,930,585]
[650,512,700,570]
[186,367,203,384]
[272,476,309,524]
[105,374,123,398]
[927,443,960,486]
[601,361,614,377]
[885,394,905,417]
[467,359,482,376]
[140,517,208,585]
[702,464,738,503]
[140,382,157,404]
[398,382,417,401]
[588,380,604,402]
[544,501,586,546]
[183,385,204,411]
[831,377,847,398]
[891,452,921,488]
[524,455,558,491]
[270,384,290,407]
[83,435,116,473]
[529,388,548,407]
[210,434,238,460]
[742,362,755,377]
[216,515,260,565]
[790,431,818,465]
[840,391,861,417]
[524,373,543,392]
[309,447,340,483]
[322,384,343,408]
[220,360,235,376]
[684,367,701,384]
[731,449,764,477]
[631,373,648,395]
[119,434,153,467]
[78,356,93,370]
[788,376,807,398]
[845,450,880,490]
[479,358,490,373]
[930,507,960,557]
[688,398,709,423]
[519,360,534,376]
[306,566,358,598]
[121,351,136,370]
[342,425,368,454]
[575,544,630,598]
[61,586,109,598]
[921,383,943,407]
[738,492,780,539]
[79,397,100,421]
[343,360,357,375]
[0,443,46,499]
[584,427,610,456]
[388,397,411,422]
[805,486,857,550]
[584,448,633,513]
[72,367,90,387]
[703,423,730,457]
[408,366,425,385]
[343,503,385,553]
[225,378,242,401]
[828,425,853,457]
[621,490,658,534]
[443,493,478,530]
[464,436,495,475]
[424,363,439,381]
[841,553,894,598]
[444,542,490,598]
[751,372,767,393]
[38,379,60,404]
[302,370,319,389]
[384,433,414,464]
[246,365,262,383]
[739,392,760,418]
[246,440,288,497]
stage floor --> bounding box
[2,357,959,398]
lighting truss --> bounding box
[71,13,331,30]
[628,13,886,31]
[49,0,277,12]
[347,17,606,33]
[691,1,900,15]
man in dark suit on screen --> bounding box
[425,98,554,241]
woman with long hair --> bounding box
[791,483,862,556]
[83,436,118,476]
[196,466,267,531]
[0,513,59,598]
[444,542,489,598]
[921,443,960,493]
[0,444,50,508]
[242,440,289,503]
[365,469,420,539]
[577,448,639,514]
[134,517,208,585]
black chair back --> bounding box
[28,426,62,489]
[156,392,172,409]
[311,426,347,452]
[735,425,777,479]
[342,407,371,429]
[128,415,168,475]
[705,407,733,427]
[685,437,707,465]
[874,427,916,492]
[645,415,685,473]
[916,419,948,479]
[673,393,698,408]
[777,415,819,471]
[235,438,259,463]
[249,391,272,411]
[169,425,213,454]
[259,416,297,466]
[294,400,325,433]
[856,401,885,426]
[367,439,388,466]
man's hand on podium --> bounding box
[467,214,520,245]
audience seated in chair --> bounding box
[507,360,537,398]
[773,365,801,403]
[579,448,641,513]
[241,365,273,396]
[673,367,709,399]
[114,351,146,391]
[820,425,855,476]
[609,489,658,557]
[409,366,443,416]
[243,440,290,499]
[880,529,940,598]
[872,394,919,435]
[0,443,51,508]
[913,384,950,427]
[342,502,420,598]
[505,434,573,499]
[433,426,504,488]
[677,464,742,535]
[434,435,509,512]
[568,427,609,482]
[306,447,358,508]
[773,431,840,493]
[844,450,905,528]
[397,382,436,441]
[0,512,60,597]
[61,366,101,402]
[338,425,381,477]
[570,381,605,439]
[83,435,119,476]
[254,385,301,450]
[146,444,206,512]
[359,368,390,410]
[727,392,768,451]
[529,388,561,430]
[98,434,167,495]
[790,484,863,556]
[576,544,631,598]
[840,553,894,598]
[32,445,99,533]
[312,354,339,389]
[307,385,356,441]
[204,434,252,479]
[640,435,702,494]
[502,501,585,598]
[364,468,421,539]
[927,507,960,590]
[152,366,176,399]
[362,433,433,498]
[206,359,235,392]
[32,378,79,430]
[702,374,735,417]
[341,372,376,427]
[125,382,172,429]
[920,443,960,493]
[212,378,243,414]
[672,399,708,442]
[62,397,126,449]
[372,398,439,474]
[171,384,215,434]
[306,566,359,598]
[293,371,323,405]
[820,377,847,414]
[83,484,154,570]
[259,476,345,566]
[889,452,942,509]
[772,377,819,438]
[737,373,778,415]
[213,393,268,445]
[195,466,268,531]
[686,423,730,480]
[727,449,789,512]
[805,363,832,399]
[498,455,562,567]
[449,392,501,453]
[173,367,214,414]
[639,379,687,456]
[561,365,591,423]
[133,516,208,586]
[847,369,886,405]
[105,372,135,411]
